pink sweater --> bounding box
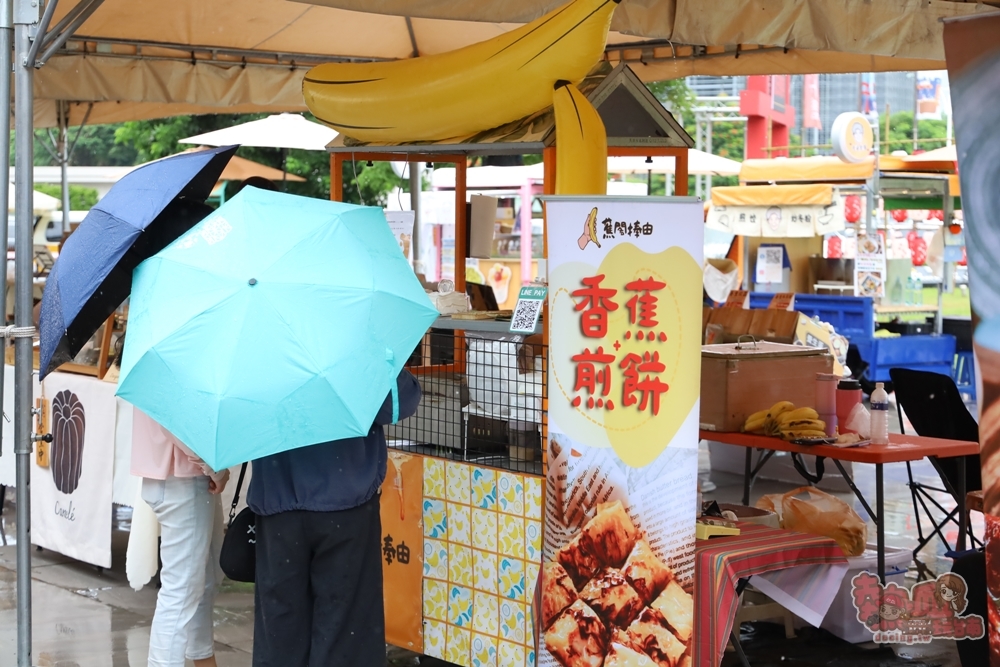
[131,409,221,481]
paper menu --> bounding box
[384,210,415,265]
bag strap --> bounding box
[791,453,826,485]
[228,463,248,527]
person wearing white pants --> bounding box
[132,409,229,667]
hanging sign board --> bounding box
[831,113,874,164]
[542,196,702,667]
[385,210,415,266]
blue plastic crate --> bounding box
[750,293,874,342]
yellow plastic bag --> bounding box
[780,486,867,557]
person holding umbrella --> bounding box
[131,409,230,667]
[114,186,440,666]
[248,370,421,666]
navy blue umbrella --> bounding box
[39,145,239,378]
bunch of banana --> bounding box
[742,402,827,440]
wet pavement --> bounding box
[0,394,978,666]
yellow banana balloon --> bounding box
[553,81,608,195]
[302,0,619,142]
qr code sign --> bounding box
[511,298,542,333]
[764,248,782,264]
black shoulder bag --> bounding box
[219,463,257,582]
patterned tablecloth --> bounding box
[694,523,847,667]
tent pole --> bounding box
[59,100,70,232]
[0,0,12,461]
[14,0,38,663]
[408,164,420,272]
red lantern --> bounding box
[844,195,862,223]
[891,209,908,223]
[928,209,944,221]
[949,223,962,235]
[907,230,920,248]
[959,246,967,267]
[827,235,843,259]
[911,237,928,266]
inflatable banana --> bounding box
[554,81,608,195]
[302,0,619,142]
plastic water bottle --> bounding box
[913,275,923,306]
[870,382,890,445]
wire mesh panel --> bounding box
[388,328,546,475]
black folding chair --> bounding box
[889,368,981,578]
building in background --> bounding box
[685,72,944,156]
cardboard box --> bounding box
[707,308,754,342]
[700,341,834,432]
[748,309,800,343]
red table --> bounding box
[700,430,979,582]
[694,523,847,667]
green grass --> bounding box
[875,286,970,323]
[927,285,971,318]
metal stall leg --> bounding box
[876,463,885,583]
[14,0,40,663]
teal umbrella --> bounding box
[117,187,438,470]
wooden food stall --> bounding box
[328,62,695,665]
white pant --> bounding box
[142,476,224,667]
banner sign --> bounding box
[916,71,945,121]
[381,451,423,653]
[855,233,887,298]
[943,14,1000,664]
[707,202,846,238]
[803,74,822,130]
[541,197,702,667]
[32,371,116,568]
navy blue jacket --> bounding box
[247,370,421,515]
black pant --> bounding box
[252,495,384,667]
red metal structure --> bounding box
[740,75,797,159]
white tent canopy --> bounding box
[7,186,60,213]
[608,151,741,177]
[180,113,338,151]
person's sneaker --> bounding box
[699,475,717,493]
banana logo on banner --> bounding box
[303,0,617,195]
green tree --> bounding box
[34,183,99,210]
[647,79,695,122]
[112,113,404,204]
[884,112,948,154]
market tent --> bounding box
[706,183,845,237]
[180,114,338,152]
[907,145,958,162]
[712,184,834,206]
[6,186,60,213]
[29,0,988,129]
[608,151,741,177]
[291,0,993,67]
[739,155,957,185]
[736,155,962,210]
[217,156,306,184]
